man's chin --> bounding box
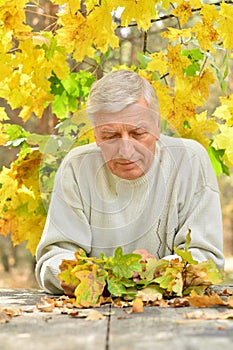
[112,167,145,180]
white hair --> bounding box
[86,70,160,125]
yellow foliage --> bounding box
[193,20,218,52]
[0,151,46,255]
[213,95,233,126]
[88,4,119,52]
[147,52,167,75]
[217,2,233,51]
[0,108,9,121]
[119,0,158,31]
[171,0,193,26]
[189,69,215,106]
[162,27,192,42]
[72,111,95,144]
[181,111,218,148]
[167,44,190,78]
[213,125,233,167]
[0,0,31,37]
[152,81,173,120]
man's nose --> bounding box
[117,137,135,159]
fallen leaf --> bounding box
[1,307,22,317]
[188,292,227,307]
[136,288,163,302]
[168,297,189,307]
[0,310,11,324]
[36,298,55,312]
[184,310,233,320]
[131,297,144,313]
[85,309,106,321]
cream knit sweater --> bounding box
[35,135,224,294]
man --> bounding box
[35,69,224,295]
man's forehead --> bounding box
[95,121,150,130]
[93,104,158,127]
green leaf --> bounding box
[107,276,128,297]
[139,258,158,281]
[4,124,29,141]
[207,146,230,176]
[174,230,198,265]
[75,265,107,305]
[137,52,151,69]
[109,247,142,279]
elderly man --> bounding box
[35,70,224,295]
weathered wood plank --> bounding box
[2,287,233,350]
[108,304,233,350]
[0,289,109,350]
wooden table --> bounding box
[1,286,233,350]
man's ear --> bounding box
[94,130,100,146]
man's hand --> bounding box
[132,249,156,282]
[133,249,155,262]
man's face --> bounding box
[94,99,160,180]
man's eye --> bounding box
[103,134,118,140]
[132,131,147,137]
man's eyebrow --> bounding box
[100,129,119,133]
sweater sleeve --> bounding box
[166,141,225,270]
[35,159,93,294]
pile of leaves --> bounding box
[58,232,224,308]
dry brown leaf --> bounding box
[188,292,227,308]
[226,296,233,308]
[0,310,11,324]
[131,297,144,313]
[168,297,189,307]
[184,310,233,320]
[112,298,132,308]
[136,290,163,302]
[184,310,216,320]
[1,307,22,317]
[36,297,55,312]
[85,309,106,321]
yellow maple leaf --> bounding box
[147,52,167,75]
[0,108,9,121]
[213,95,233,126]
[88,4,119,53]
[171,0,193,26]
[167,44,190,78]
[9,213,46,254]
[72,110,95,144]
[162,27,192,42]
[189,69,215,106]
[152,81,173,120]
[213,125,233,167]
[119,0,158,31]
[2,38,55,120]
[161,0,171,11]
[181,111,218,148]
[193,18,219,52]
[217,2,233,51]
[50,0,81,14]
[0,0,31,37]
[171,92,196,132]
[85,0,104,13]
[56,12,95,61]
[188,0,202,9]
[0,150,46,254]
